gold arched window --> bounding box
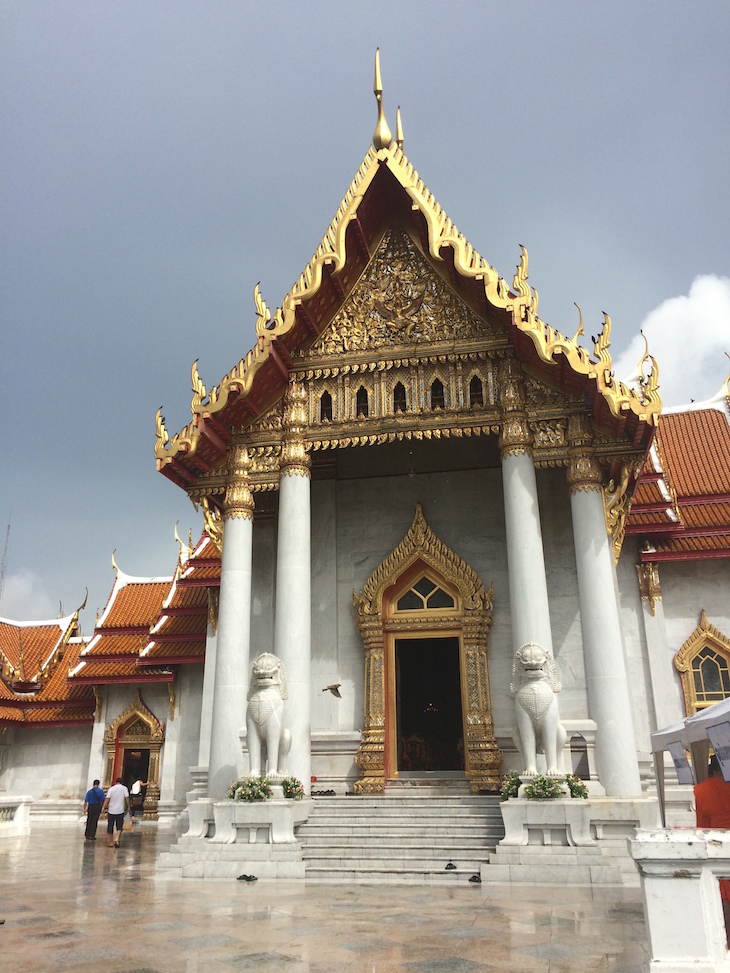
[395,575,455,612]
[675,611,730,714]
[393,381,407,413]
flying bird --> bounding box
[322,684,342,698]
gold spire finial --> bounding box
[174,521,185,564]
[254,283,271,338]
[372,49,392,150]
[395,106,403,150]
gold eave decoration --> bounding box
[156,137,662,474]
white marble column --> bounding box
[207,445,254,798]
[568,415,642,797]
[499,359,554,653]
[274,380,312,794]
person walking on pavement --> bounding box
[102,776,129,847]
[83,779,105,840]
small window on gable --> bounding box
[430,379,445,411]
[396,575,455,612]
[675,611,730,715]
[393,382,407,413]
[469,375,484,407]
[356,386,369,418]
[320,390,333,422]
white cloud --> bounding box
[0,569,59,622]
[613,275,730,408]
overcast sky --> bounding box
[2,1,729,628]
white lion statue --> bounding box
[510,642,567,776]
[245,652,291,779]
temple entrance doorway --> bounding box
[396,637,464,774]
[121,747,150,792]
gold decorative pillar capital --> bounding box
[280,379,311,479]
[566,413,603,494]
[498,359,532,458]
[224,444,254,520]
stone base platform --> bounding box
[157,797,313,879]
[157,833,307,879]
[483,797,659,887]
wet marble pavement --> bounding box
[1,827,649,973]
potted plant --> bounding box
[227,777,272,802]
[281,776,304,800]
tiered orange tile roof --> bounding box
[68,570,174,686]
[0,613,96,726]
[139,534,219,666]
[626,402,730,562]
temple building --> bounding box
[1,57,729,857]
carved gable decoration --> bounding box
[354,502,493,621]
[309,226,494,358]
[104,690,165,747]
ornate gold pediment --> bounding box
[308,226,497,360]
[104,690,165,747]
[354,502,493,622]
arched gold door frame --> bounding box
[353,504,502,794]
[104,690,165,820]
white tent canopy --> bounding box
[651,698,730,825]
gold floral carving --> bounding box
[674,611,730,716]
[531,419,567,449]
[566,413,603,494]
[603,465,632,562]
[199,497,224,554]
[156,142,661,475]
[636,562,661,616]
[103,690,164,820]
[224,444,254,520]
[280,380,311,478]
[207,588,219,636]
[93,686,103,723]
[310,226,491,357]
[352,504,501,794]
[498,359,532,458]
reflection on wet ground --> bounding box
[1,826,649,972]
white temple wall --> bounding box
[0,724,91,801]
[160,664,203,802]
[661,559,730,652]
[251,514,276,657]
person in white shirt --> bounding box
[102,777,129,847]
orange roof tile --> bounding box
[98,575,172,629]
[0,616,75,683]
[658,409,730,498]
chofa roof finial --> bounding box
[372,49,392,150]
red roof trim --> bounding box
[70,673,174,685]
[641,548,730,563]
[137,655,203,666]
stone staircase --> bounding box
[298,792,504,884]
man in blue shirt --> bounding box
[83,779,105,840]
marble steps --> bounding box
[299,794,504,883]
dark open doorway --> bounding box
[122,748,150,792]
[396,637,463,773]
